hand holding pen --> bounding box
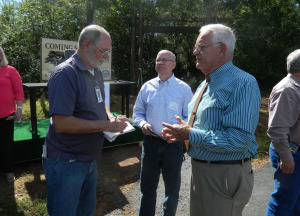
[110,113,132,123]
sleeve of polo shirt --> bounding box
[189,80,261,153]
[132,84,147,128]
[48,68,77,117]
[267,88,299,162]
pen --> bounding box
[113,113,118,118]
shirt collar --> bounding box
[155,73,175,85]
[73,53,89,71]
[288,73,300,88]
[209,61,233,81]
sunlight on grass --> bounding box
[256,135,270,155]
[17,196,48,216]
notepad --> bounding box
[103,121,136,142]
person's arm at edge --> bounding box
[182,86,193,122]
[268,89,298,174]
[106,104,115,120]
[132,86,147,128]
[15,100,23,121]
[11,67,24,121]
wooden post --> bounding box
[86,0,95,25]
[130,6,136,82]
[138,3,143,86]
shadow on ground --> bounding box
[95,143,142,215]
[0,160,45,216]
[0,143,142,216]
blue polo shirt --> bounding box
[45,53,107,161]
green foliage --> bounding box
[1,0,300,88]
[224,0,300,89]
[0,0,86,82]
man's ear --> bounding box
[219,42,227,55]
[82,40,92,51]
[172,62,176,70]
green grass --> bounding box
[0,183,47,216]
[22,99,49,121]
[16,196,48,216]
[256,135,271,156]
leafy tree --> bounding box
[1,0,300,91]
[223,0,300,89]
[0,0,86,82]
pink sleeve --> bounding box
[10,67,24,101]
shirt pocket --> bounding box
[167,97,183,119]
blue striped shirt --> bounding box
[133,74,193,136]
[188,61,261,161]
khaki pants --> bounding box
[190,159,254,216]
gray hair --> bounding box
[78,25,110,48]
[0,46,9,67]
[158,50,176,61]
[200,24,236,56]
[287,49,300,74]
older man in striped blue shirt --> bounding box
[133,50,193,216]
[162,24,261,216]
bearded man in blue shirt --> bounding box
[43,25,129,216]
[133,50,193,216]
[162,24,261,216]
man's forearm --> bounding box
[52,114,110,134]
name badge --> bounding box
[95,87,103,103]
[169,102,179,111]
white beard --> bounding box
[86,50,104,68]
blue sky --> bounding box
[0,0,22,6]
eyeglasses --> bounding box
[93,43,111,56]
[193,42,221,52]
[156,58,175,63]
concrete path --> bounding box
[243,162,274,216]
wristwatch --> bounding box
[17,106,23,110]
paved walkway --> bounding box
[96,144,276,216]
[243,162,274,216]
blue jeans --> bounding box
[139,136,183,216]
[266,143,300,216]
[42,156,98,216]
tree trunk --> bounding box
[86,0,95,25]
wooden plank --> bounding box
[143,26,200,34]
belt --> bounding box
[147,135,166,143]
[192,158,250,165]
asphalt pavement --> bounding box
[96,143,276,216]
[243,162,274,216]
